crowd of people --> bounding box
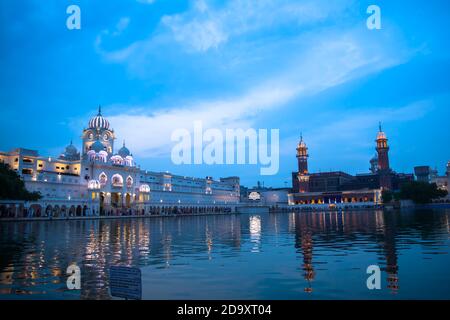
[0,204,235,219]
[100,206,234,217]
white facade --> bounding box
[0,108,240,216]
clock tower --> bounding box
[296,134,310,193]
[376,123,392,190]
[82,106,116,158]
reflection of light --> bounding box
[375,210,385,230]
[288,212,296,232]
[250,216,261,235]
[249,215,261,253]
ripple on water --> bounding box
[0,209,449,299]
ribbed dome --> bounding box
[118,141,130,158]
[88,106,110,130]
[91,140,105,153]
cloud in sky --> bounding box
[279,99,434,155]
[104,26,410,158]
[2,0,448,186]
[90,0,421,180]
[137,0,156,4]
[161,0,355,52]
[96,0,358,65]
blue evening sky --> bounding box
[0,0,449,187]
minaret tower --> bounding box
[296,134,310,193]
[376,123,392,189]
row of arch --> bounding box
[87,151,134,166]
[0,204,90,218]
[42,204,89,217]
[89,173,135,190]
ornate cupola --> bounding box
[82,106,116,158]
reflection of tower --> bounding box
[296,134,310,193]
[381,212,399,293]
[376,123,392,190]
[301,230,314,293]
[294,214,315,293]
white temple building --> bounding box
[0,107,240,217]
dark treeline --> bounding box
[0,163,41,201]
[382,181,448,204]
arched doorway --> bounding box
[29,204,42,218]
[100,192,105,215]
[53,205,60,217]
[45,205,53,217]
[69,205,76,217]
[125,193,131,208]
[61,205,67,217]
[111,193,121,208]
[76,205,82,216]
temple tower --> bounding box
[296,134,310,193]
[376,123,392,189]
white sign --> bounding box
[249,192,261,201]
[109,266,142,300]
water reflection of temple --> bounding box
[0,214,242,299]
[2,210,449,299]
[290,210,400,294]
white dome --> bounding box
[88,106,110,130]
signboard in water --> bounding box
[109,266,142,300]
